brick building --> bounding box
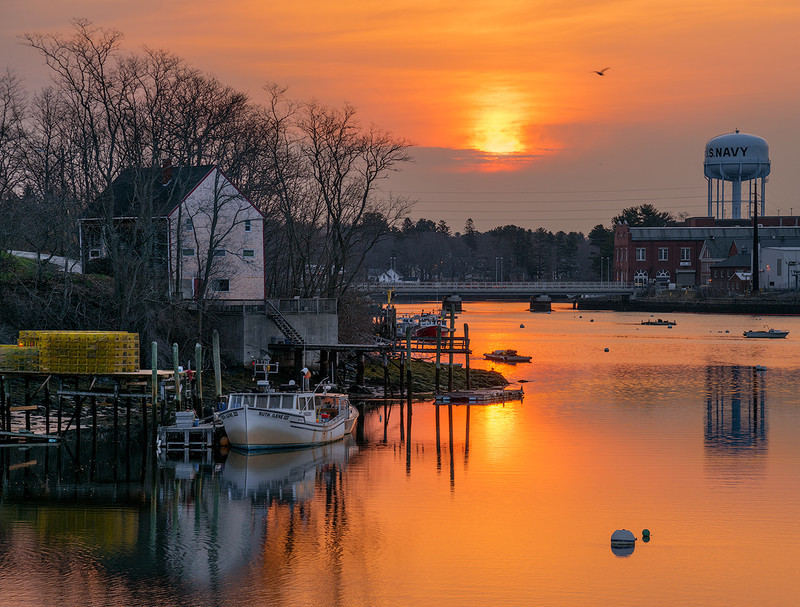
[613,217,800,289]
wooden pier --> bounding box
[158,423,217,453]
[434,388,524,404]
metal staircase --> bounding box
[266,301,305,345]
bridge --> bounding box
[367,281,636,300]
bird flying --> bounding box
[593,67,610,76]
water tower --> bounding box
[704,131,770,219]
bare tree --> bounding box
[299,100,412,297]
[0,70,27,262]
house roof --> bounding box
[714,252,751,268]
[628,226,800,242]
[84,165,215,219]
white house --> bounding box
[169,166,265,300]
[378,268,402,283]
[80,162,265,301]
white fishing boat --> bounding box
[743,328,788,339]
[218,362,358,450]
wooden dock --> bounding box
[158,422,218,453]
[434,388,524,404]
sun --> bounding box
[473,110,524,154]
[469,88,528,155]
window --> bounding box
[681,247,691,262]
[656,269,670,283]
[242,249,255,258]
[244,219,252,232]
[658,247,668,261]
[634,269,648,286]
[88,248,102,259]
[182,248,195,256]
[212,278,230,292]
[777,260,782,276]
[183,217,193,231]
[636,248,646,262]
[214,249,226,257]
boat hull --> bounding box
[221,402,359,451]
[743,330,788,338]
[220,407,345,450]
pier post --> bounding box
[44,380,51,435]
[125,396,132,468]
[75,390,82,468]
[173,344,181,411]
[464,323,471,391]
[406,327,413,407]
[195,343,203,419]
[91,395,97,480]
[448,307,455,392]
[435,327,442,393]
[151,342,158,448]
[0,375,6,431]
[356,352,364,385]
[382,352,390,399]
[57,378,63,434]
[399,351,405,396]
[141,384,148,447]
[25,377,31,431]
[213,330,222,402]
[113,385,119,482]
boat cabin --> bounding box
[226,392,348,419]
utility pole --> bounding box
[752,182,760,292]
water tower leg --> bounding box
[732,179,742,219]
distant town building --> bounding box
[378,268,402,283]
[614,217,800,292]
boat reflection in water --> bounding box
[219,436,358,503]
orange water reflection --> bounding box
[2,302,800,605]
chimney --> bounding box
[162,159,173,184]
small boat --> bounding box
[483,349,532,363]
[397,312,450,340]
[219,382,359,451]
[641,318,676,326]
[743,328,789,339]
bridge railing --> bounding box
[371,281,635,292]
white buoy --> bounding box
[611,529,636,546]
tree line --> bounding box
[0,19,676,347]
[0,20,411,345]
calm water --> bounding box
[2,302,800,606]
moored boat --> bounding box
[641,318,676,326]
[743,328,788,338]
[219,384,359,451]
[483,349,532,363]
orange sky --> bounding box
[4,0,800,233]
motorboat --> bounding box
[483,349,532,363]
[218,376,359,450]
[641,318,676,326]
[743,328,789,338]
[396,311,452,340]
